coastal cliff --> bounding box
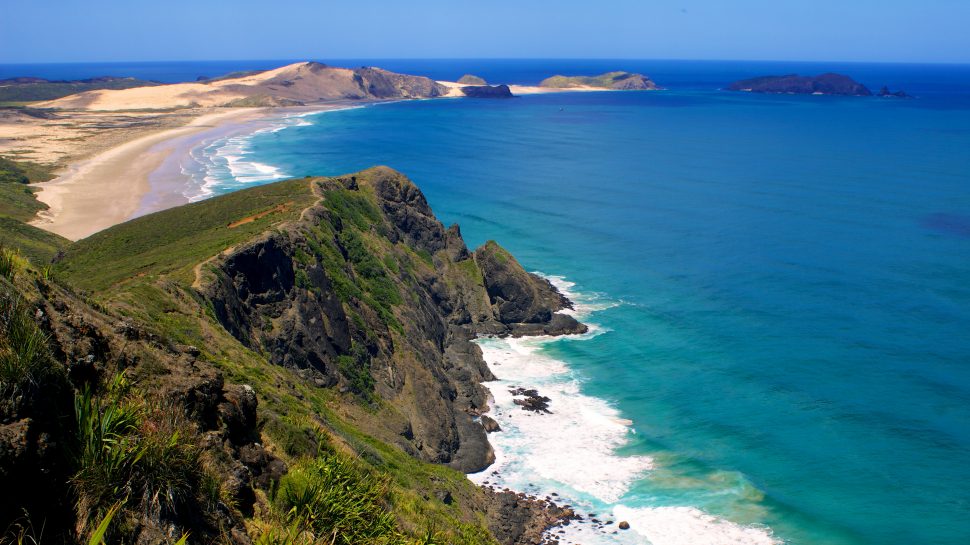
[1,167,584,544]
[727,73,872,96]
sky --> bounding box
[1,0,969,64]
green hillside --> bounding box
[1,168,577,544]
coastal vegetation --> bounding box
[0,76,160,104]
[539,71,659,90]
[1,167,582,544]
[457,75,487,85]
[0,156,67,263]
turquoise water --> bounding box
[182,63,970,544]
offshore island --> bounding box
[0,62,655,545]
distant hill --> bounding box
[37,62,451,110]
[727,73,872,96]
[458,74,487,85]
[539,71,660,90]
[0,76,160,103]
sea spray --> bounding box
[471,276,779,545]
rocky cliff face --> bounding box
[2,167,585,544]
[727,73,872,96]
[203,167,585,473]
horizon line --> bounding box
[2,57,970,67]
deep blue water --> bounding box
[18,60,970,544]
[227,62,970,545]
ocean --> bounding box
[12,59,970,544]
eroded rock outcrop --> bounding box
[203,167,585,474]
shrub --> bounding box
[72,373,209,542]
[0,247,18,280]
[272,453,402,545]
[0,292,62,412]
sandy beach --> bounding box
[25,108,267,240]
[1,63,626,242]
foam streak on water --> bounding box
[470,276,779,545]
[182,107,362,201]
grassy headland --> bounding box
[1,167,578,544]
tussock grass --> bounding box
[270,453,402,545]
[0,291,61,407]
[73,373,212,542]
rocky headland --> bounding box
[1,165,588,544]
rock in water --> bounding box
[878,86,911,98]
[619,521,631,530]
[480,415,502,432]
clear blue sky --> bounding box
[2,0,968,64]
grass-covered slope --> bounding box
[4,167,582,544]
[58,177,316,292]
[539,71,660,90]
[0,157,68,263]
[0,76,159,104]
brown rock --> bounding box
[480,414,502,433]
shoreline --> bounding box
[28,108,265,240]
[27,103,356,241]
[134,102,361,219]
[470,276,781,545]
[21,84,627,242]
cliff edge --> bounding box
[1,167,585,544]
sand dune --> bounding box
[39,62,448,111]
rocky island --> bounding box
[539,71,660,90]
[727,73,873,96]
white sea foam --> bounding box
[471,335,653,503]
[471,274,780,545]
[612,505,779,545]
[183,106,364,202]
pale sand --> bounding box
[36,62,313,111]
[29,108,266,240]
[13,69,612,242]
[436,80,610,96]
